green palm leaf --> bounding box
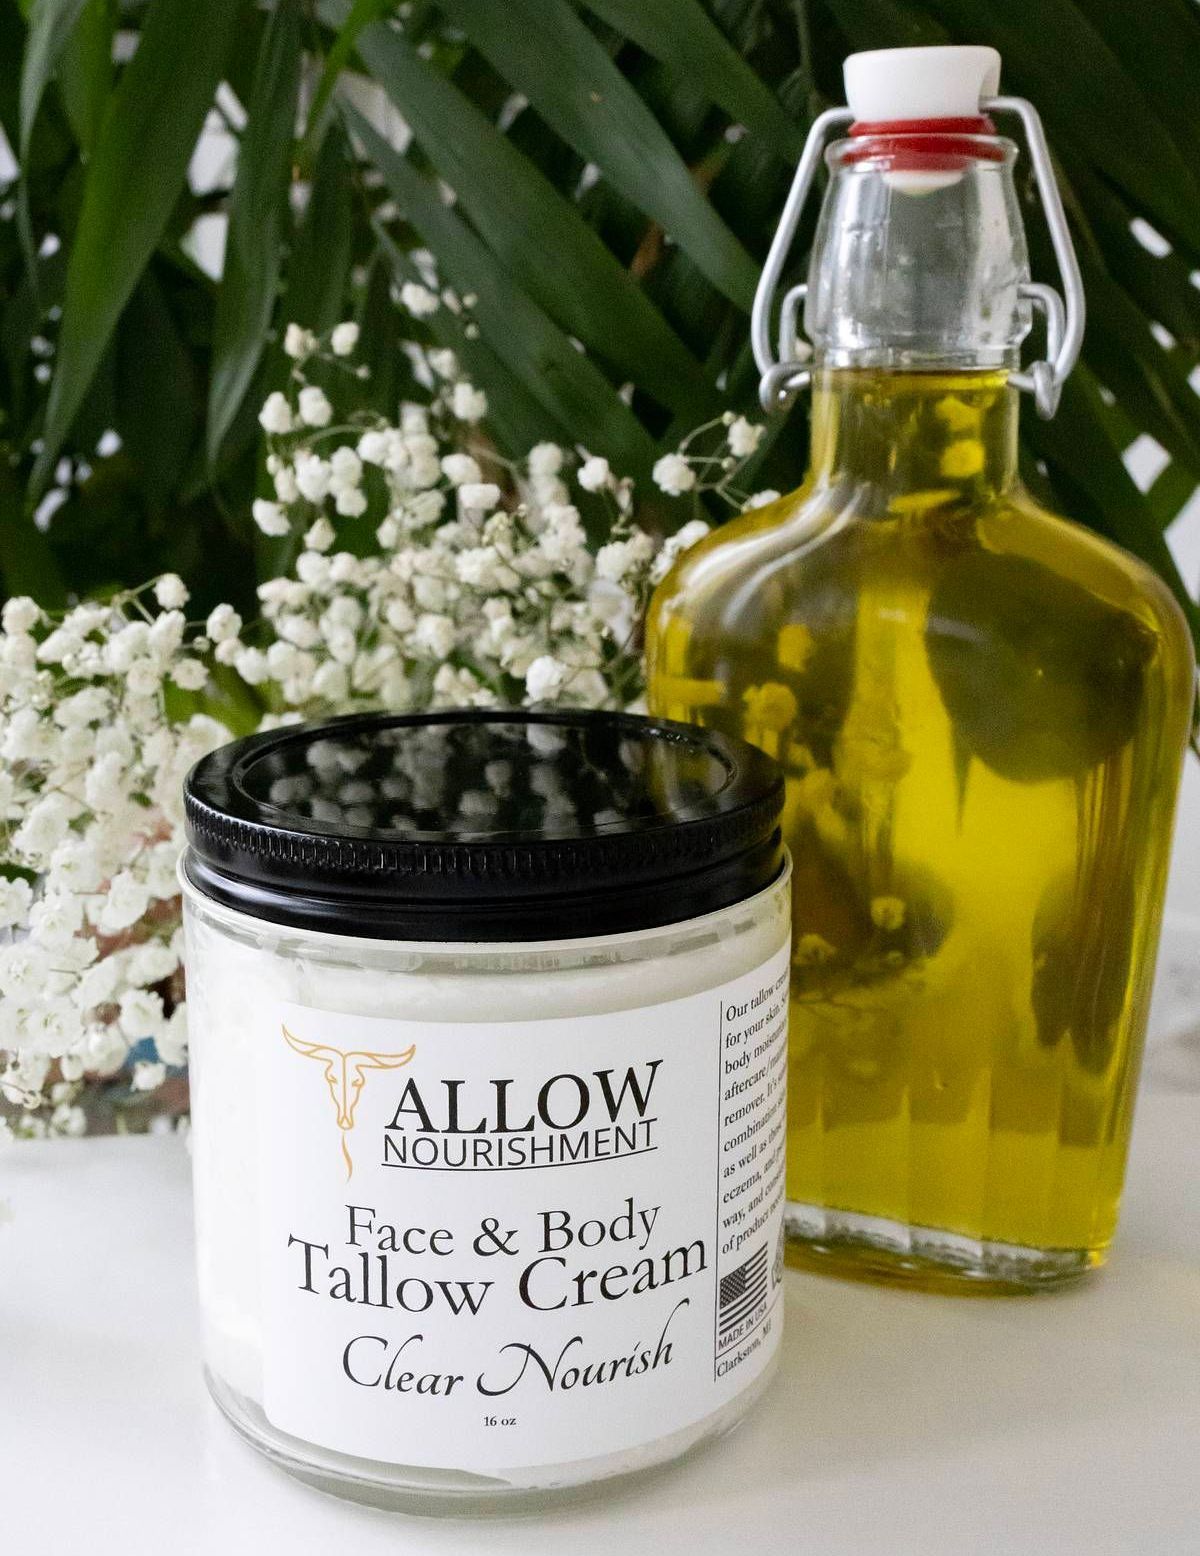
[206,0,302,464]
[346,103,659,471]
[576,0,806,158]
[30,0,242,492]
[355,17,721,425]
[433,0,762,307]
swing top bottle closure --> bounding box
[647,46,1196,1290]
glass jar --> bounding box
[181,710,791,1511]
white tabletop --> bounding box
[4,1032,1199,1556]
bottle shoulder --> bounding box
[646,485,819,622]
[650,483,1195,676]
[996,492,1194,649]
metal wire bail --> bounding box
[751,97,1085,418]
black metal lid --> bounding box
[182,709,784,941]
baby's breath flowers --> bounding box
[0,312,774,1133]
[229,322,717,718]
[0,581,230,1136]
[651,411,768,508]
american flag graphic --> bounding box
[718,1243,769,1338]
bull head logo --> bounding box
[282,1025,416,1180]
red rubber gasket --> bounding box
[843,115,1005,169]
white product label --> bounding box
[257,942,790,1472]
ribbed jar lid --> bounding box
[182,710,784,941]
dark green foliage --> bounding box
[1,0,1198,652]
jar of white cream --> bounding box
[181,709,790,1512]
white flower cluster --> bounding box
[0,315,774,1133]
[651,411,770,506]
[0,581,230,1137]
[230,334,682,716]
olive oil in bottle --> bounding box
[646,47,1195,1289]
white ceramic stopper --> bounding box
[844,45,1001,122]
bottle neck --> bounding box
[808,366,1020,497]
[797,133,1028,503]
[804,134,1031,377]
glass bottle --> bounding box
[645,46,1196,1290]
